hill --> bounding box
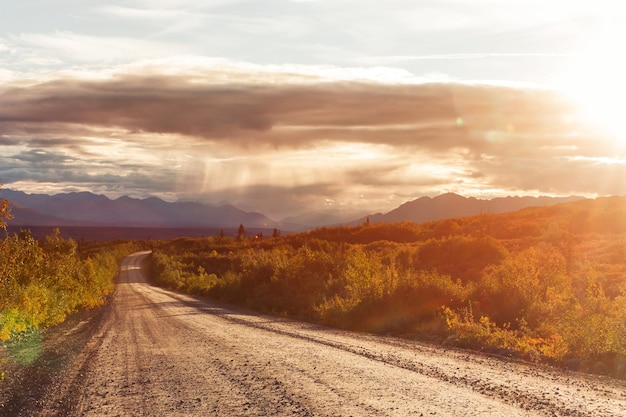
[352,193,585,225]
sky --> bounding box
[1,0,626,220]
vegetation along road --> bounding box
[30,252,626,416]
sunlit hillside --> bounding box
[149,196,626,378]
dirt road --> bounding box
[31,251,626,416]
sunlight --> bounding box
[560,15,626,143]
[330,143,387,161]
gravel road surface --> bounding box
[18,251,626,416]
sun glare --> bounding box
[560,15,626,143]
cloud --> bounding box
[97,5,196,20]
[0,146,178,197]
[357,53,575,66]
[11,149,75,165]
[0,62,623,218]
[0,0,623,221]
[8,31,192,64]
[478,154,626,196]
[0,72,582,152]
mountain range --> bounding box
[2,189,585,234]
[3,190,275,230]
[352,193,585,225]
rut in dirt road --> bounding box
[36,252,626,416]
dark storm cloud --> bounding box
[0,75,583,154]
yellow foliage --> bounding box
[0,231,138,341]
[147,201,626,370]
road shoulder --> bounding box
[0,294,112,417]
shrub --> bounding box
[0,231,138,341]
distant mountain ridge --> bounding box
[3,189,277,229]
[353,193,585,225]
[2,189,586,231]
[8,202,87,227]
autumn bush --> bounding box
[148,198,626,378]
[0,229,141,341]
